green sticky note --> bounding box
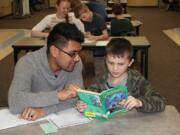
[40,122,58,134]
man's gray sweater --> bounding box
[8,46,83,115]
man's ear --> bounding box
[128,58,134,67]
[50,46,59,58]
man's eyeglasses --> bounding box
[56,47,80,59]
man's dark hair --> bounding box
[112,3,123,15]
[106,38,133,60]
[47,22,84,54]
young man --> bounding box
[86,0,107,20]
[31,0,84,38]
[74,4,109,42]
[8,23,84,121]
[76,38,166,113]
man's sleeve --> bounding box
[43,98,77,115]
[8,57,60,114]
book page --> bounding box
[77,89,99,95]
[51,108,92,128]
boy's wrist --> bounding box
[136,99,143,108]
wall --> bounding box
[0,0,12,17]
[128,0,158,6]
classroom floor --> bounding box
[0,7,180,112]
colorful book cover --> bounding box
[77,85,128,120]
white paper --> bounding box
[96,41,109,46]
[0,108,91,130]
[0,109,56,130]
[51,108,92,128]
[84,38,93,44]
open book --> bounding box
[77,85,128,120]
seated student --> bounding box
[110,3,134,36]
[86,0,107,20]
[31,0,85,38]
[8,23,84,121]
[74,4,109,42]
[76,38,166,113]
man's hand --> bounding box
[20,107,45,121]
[58,84,79,101]
[76,100,87,112]
[123,96,142,110]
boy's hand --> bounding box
[85,32,91,37]
[85,32,97,42]
[123,96,142,110]
[76,100,87,112]
[58,84,79,101]
[20,107,45,121]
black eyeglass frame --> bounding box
[55,46,80,59]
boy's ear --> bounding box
[128,58,134,67]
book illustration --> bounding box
[77,85,128,119]
[105,91,127,113]
[89,95,101,107]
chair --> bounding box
[162,0,177,11]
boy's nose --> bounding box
[113,65,118,71]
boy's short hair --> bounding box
[112,3,123,15]
[106,38,133,60]
[69,0,81,10]
[47,22,84,54]
[74,4,89,18]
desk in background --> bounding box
[106,20,143,36]
[0,105,179,135]
[105,7,112,14]
[12,36,150,78]
[106,13,132,21]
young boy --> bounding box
[76,38,166,113]
[74,4,109,42]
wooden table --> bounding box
[107,13,132,21]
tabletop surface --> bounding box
[0,105,180,135]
